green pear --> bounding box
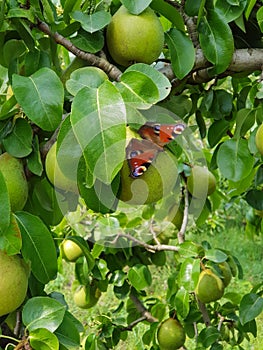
[106,6,164,67]
[73,284,101,309]
[157,318,186,350]
[218,261,232,287]
[0,251,29,316]
[187,165,216,198]
[0,152,28,212]
[195,269,224,303]
[61,239,83,262]
[255,123,263,155]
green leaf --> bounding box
[71,29,104,53]
[7,8,36,23]
[216,0,247,22]
[175,286,190,319]
[234,108,256,138]
[2,118,33,157]
[121,0,152,15]
[245,190,263,211]
[205,248,228,263]
[63,0,82,23]
[245,0,257,20]
[3,39,27,67]
[208,120,230,147]
[151,0,185,31]
[22,296,66,332]
[15,212,58,284]
[116,70,159,109]
[178,258,200,290]
[55,311,81,348]
[165,28,195,80]
[64,236,95,272]
[128,264,152,290]
[0,170,10,232]
[71,80,126,184]
[12,68,64,131]
[257,6,263,32]
[178,241,201,258]
[29,328,59,350]
[217,139,254,181]
[0,213,22,255]
[126,63,171,101]
[27,135,43,176]
[66,67,108,96]
[198,8,234,74]
[239,293,263,325]
[198,326,220,347]
[185,0,202,16]
[72,10,111,33]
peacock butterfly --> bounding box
[126,122,186,178]
[138,122,186,147]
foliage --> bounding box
[0,0,263,349]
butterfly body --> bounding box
[126,122,185,178]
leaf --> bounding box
[72,10,111,33]
[205,248,228,263]
[217,139,254,181]
[178,241,201,258]
[245,0,257,20]
[0,170,10,232]
[151,0,185,31]
[126,63,171,101]
[178,258,200,290]
[198,326,220,347]
[27,135,43,176]
[63,0,82,24]
[245,190,263,211]
[234,108,256,138]
[239,293,263,325]
[117,70,159,109]
[208,120,230,148]
[71,29,104,53]
[185,0,202,16]
[54,311,81,348]
[64,236,95,272]
[257,6,263,32]
[2,118,33,157]
[12,68,64,131]
[7,8,36,23]
[29,328,59,350]
[216,0,247,22]
[198,8,234,74]
[0,213,22,255]
[121,0,152,15]
[66,67,108,96]
[165,28,195,79]
[71,80,126,184]
[22,296,66,332]
[175,286,190,319]
[3,39,27,66]
[128,264,152,290]
[15,212,58,284]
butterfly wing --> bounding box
[138,122,186,147]
[126,139,162,178]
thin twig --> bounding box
[177,188,189,244]
[130,294,158,323]
[121,316,147,331]
[196,296,211,327]
[116,233,180,252]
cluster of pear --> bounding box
[60,239,101,309]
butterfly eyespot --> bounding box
[132,165,147,178]
[153,124,161,135]
[173,124,186,135]
[129,150,140,158]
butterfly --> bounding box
[127,122,186,178]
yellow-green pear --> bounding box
[195,269,224,303]
[255,124,263,155]
[187,165,216,198]
[0,152,28,212]
[0,251,29,316]
[157,318,186,350]
[61,239,83,262]
[73,284,101,309]
[45,142,78,193]
[106,6,164,67]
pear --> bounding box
[73,284,101,309]
[218,261,232,287]
[0,152,28,211]
[255,123,263,155]
[157,318,186,350]
[61,239,83,262]
[195,269,224,303]
[0,251,29,316]
[187,165,216,198]
[106,6,164,67]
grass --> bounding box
[46,224,263,349]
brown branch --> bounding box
[177,188,189,244]
[196,296,211,327]
[160,48,263,83]
[115,233,180,252]
[36,20,122,81]
[130,294,158,323]
[121,316,148,331]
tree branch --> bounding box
[115,233,180,252]
[130,294,158,323]
[36,20,122,81]
[177,188,189,244]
